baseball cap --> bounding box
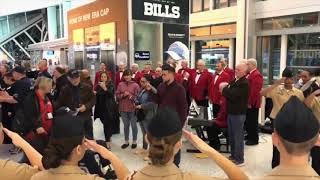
[274,96,319,143]
[165,41,189,61]
[148,107,182,138]
[51,107,85,139]
[12,66,26,74]
[67,69,80,79]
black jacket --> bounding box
[18,91,51,133]
[222,76,249,115]
[53,74,68,101]
[55,82,96,118]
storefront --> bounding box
[67,0,128,80]
[190,23,236,72]
[67,0,189,77]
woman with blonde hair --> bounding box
[17,76,54,154]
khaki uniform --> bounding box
[30,165,104,180]
[129,164,226,180]
[266,86,304,119]
[257,165,320,180]
[0,159,39,180]
[310,97,320,121]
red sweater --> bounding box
[247,69,264,108]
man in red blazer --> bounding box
[189,60,212,113]
[141,63,155,76]
[178,60,194,77]
[209,62,231,118]
[220,58,235,79]
[131,63,143,84]
[115,62,126,88]
[245,58,264,146]
[94,62,112,89]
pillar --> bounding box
[191,41,196,69]
[280,34,288,75]
[235,0,246,64]
[47,6,58,40]
[229,38,235,69]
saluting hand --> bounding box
[78,104,86,112]
[3,128,26,148]
[183,130,213,154]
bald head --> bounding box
[119,63,126,72]
[235,63,248,79]
[181,60,188,69]
[82,69,90,78]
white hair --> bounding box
[236,63,248,73]
[197,59,205,66]
[247,58,257,67]
[131,63,139,68]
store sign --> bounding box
[69,8,110,25]
[133,0,189,24]
[134,51,151,60]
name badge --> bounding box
[47,113,53,119]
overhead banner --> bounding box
[132,0,189,24]
[163,23,189,54]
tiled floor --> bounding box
[93,119,273,179]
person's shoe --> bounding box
[121,143,130,149]
[131,144,137,149]
[234,161,245,167]
[228,156,235,161]
[245,141,258,146]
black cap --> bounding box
[148,107,182,138]
[51,107,85,138]
[67,69,80,79]
[274,96,319,143]
[282,68,293,78]
[162,63,175,73]
[12,66,26,74]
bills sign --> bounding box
[132,0,189,24]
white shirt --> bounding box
[120,72,123,79]
[214,71,223,85]
[195,71,202,84]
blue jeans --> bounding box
[228,114,246,163]
[120,112,138,142]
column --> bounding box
[235,0,246,64]
[191,41,196,69]
[280,34,288,75]
[62,1,72,38]
[47,6,57,41]
[229,38,235,69]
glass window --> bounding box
[195,39,230,72]
[26,9,42,21]
[216,0,228,9]
[287,33,320,75]
[8,13,26,31]
[229,0,237,6]
[211,23,236,35]
[0,16,8,39]
[262,13,319,30]
[257,36,281,84]
[192,0,203,13]
[203,0,210,10]
[134,21,162,69]
[191,26,211,37]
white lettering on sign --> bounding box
[143,2,180,19]
[69,8,110,25]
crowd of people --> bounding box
[0,41,319,179]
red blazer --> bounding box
[214,97,227,128]
[132,71,143,84]
[177,68,194,76]
[247,69,264,108]
[115,71,124,88]
[224,67,235,79]
[189,70,212,101]
[94,70,112,89]
[209,71,231,104]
